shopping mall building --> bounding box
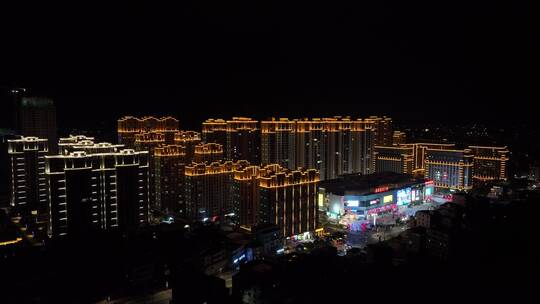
[319,172,434,225]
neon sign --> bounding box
[347,200,359,207]
[374,186,389,193]
[367,204,397,215]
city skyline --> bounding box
[1,2,537,303]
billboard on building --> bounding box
[396,187,411,206]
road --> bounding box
[325,202,436,249]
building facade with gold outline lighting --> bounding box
[232,164,282,228]
[193,143,224,163]
[155,145,187,213]
[424,148,473,191]
[184,160,250,220]
[135,132,165,207]
[469,146,509,183]
[260,117,375,180]
[202,118,227,153]
[117,116,179,148]
[392,131,406,146]
[374,145,414,174]
[367,116,393,147]
[261,118,297,170]
[174,130,202,162]
[399,143,457,176]
[258,167,319,237]
[226,117,260,164]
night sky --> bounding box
[1,1,537,131]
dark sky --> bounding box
[1,1,537,131]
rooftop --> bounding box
[319,172,429,195]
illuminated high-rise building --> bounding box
[425,148,473,191]
[117,116,142,148]
[114,150,150,233]
[133,130,201,210]
[367,116,393,147]
[350,119,375,175]
[47,142,125,238]
[392,131,406,146]
[135,132,165,207]
[202,119,227,151]
[15,97,58,154]
[154,145,187,213]
[321,118,343,180]
[117,116,179,148]
[184,160,250,220]
[374,145,414,174]
[58,135,96,155]
[201,116,376,179]
[46,149,149,238]
[193,143,224,163]
[226,117,260,164]
[259,167,319,237]
[174,130,202,162]
[58,134,95,144]
[295,119,325,174]
[232,164,281,228]
[0,130,18,209]
[319,117,375,180]
[261,118,297,169]
[70,142,124,155]
[323,117,373,179]
[7,137,49,239]
[74,142,126,231]
[468,146,509,183]
[294,118,374,180]
[46,151,100,238]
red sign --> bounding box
[374,186,389,193]
[367,204,397,215]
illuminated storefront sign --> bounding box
[369,199,379,205]
[347,200,359,207]
[367,204,397,215]
[411,189,422,202]
[374,186,389,193]
[318,193,324,207]
[383,195,393,203]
